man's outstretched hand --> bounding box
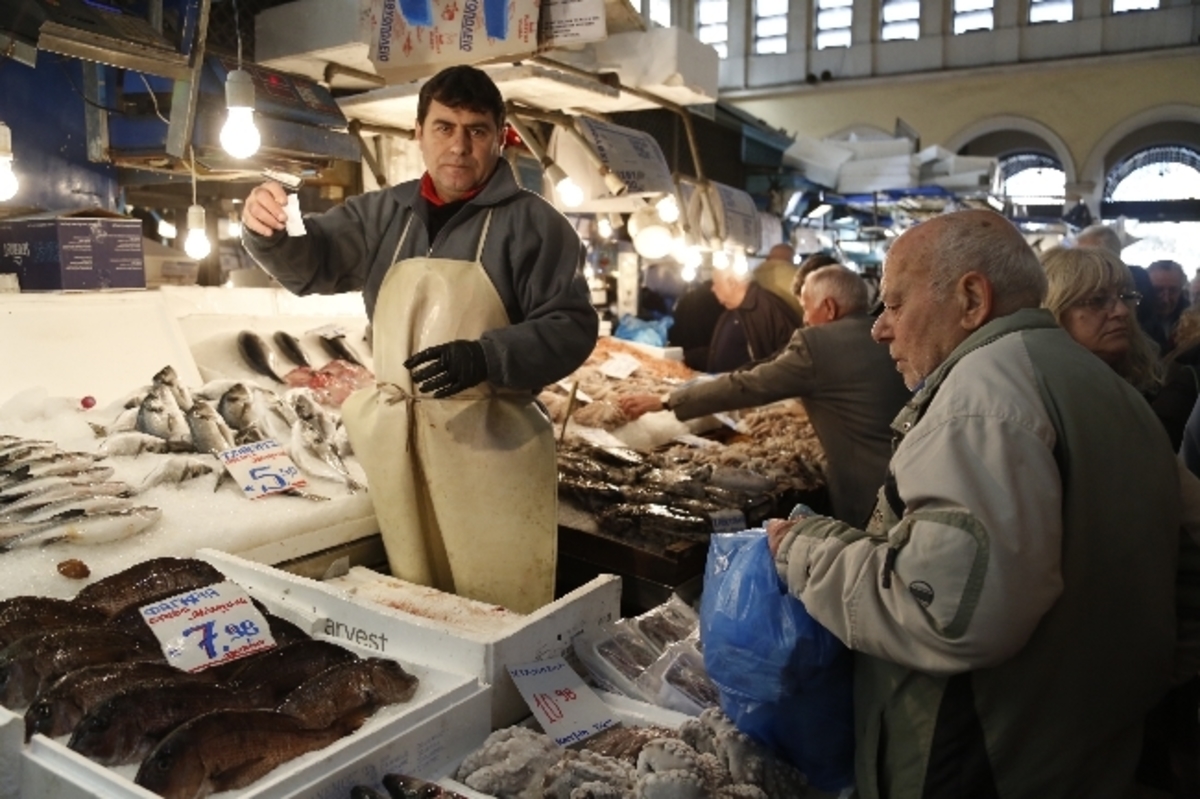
[405,340,488,398]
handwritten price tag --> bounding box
[507,657,618,746]
[218,438,306,499]
[598,353,641,380]
[140,581,277,672]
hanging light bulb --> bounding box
[681,262,698,283]
[712,249,731,271]
[656,194,680,224]
[733,249,749,276]
[219,69,261,160]
[0,122,18,202]
[545,163,583,208]
[597,216,613,239]
[184,204,211,260]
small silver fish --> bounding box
[101,432,173,457]
[216,383,256,432]
[0,467,116,502]
[186,399,236,455]
[0,481,132,519]
[0,505,161,551]
[137,457,215,493]
[290,393,364,492]
[153,365,194,413]
[137,385,190,447]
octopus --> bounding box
[454,726,562,798]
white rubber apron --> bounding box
[341,211,557,613]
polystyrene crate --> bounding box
[0,705,21,799]
[197,549,623,728]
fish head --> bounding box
[68,703,124,760]
[154,366,179,386]
[0,655,35,709]
[136,734,207,799]
[370,659,420,704]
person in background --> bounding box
[668,278,725,371]
[765,209,1200,798]
[753,242,803,320]
[792,252,842,325]
[1075,222,1124,255]
[239,65,598,613]
[1148,258,1190,353]
[618,264,908,525]
[707,266,800,372]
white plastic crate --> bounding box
[197,549,623,728]
[0,705,21,799]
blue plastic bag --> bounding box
[613,314,672,348]
[700,530,855,792]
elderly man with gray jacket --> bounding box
[620,264,908,526]
[765,210,1200,798]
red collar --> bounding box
[419,173,484,206]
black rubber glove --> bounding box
[405,340,488,398]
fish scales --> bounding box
[224,640,359,703]
[0,596,106,648]
[73,557,226,618]
[135,709,351,798]
[277,657,419,729]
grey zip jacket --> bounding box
[242,161,598,391]
[774,308,1200,798]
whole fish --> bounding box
[137,385,191,448]
[318,332,365,368]
[0,505,162,552]
[186,399,236,455]
[224,640,358,703]
[0,444,63,470]
[18,495,134,525]
[216,383,256,431]
[0,596,105,648]
[72,557,226,619]
[70,681,275,765]
[290,392,364,492]
[101,431,175,457]
[277,657,419,730]
[273,331,311,368]
[0,627,162,709]
[238,330,285,384]
[0,481,132,520]
[137,457,214,494]
[0,452,102,482]
[0,467,116,502]
[383,774,471,799]
[154,365,194,413]
[25,661,208,740]
[135,709,352,799]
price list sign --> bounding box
[218,438,306,499]
[507,657,618,746]
[140,581,277,672]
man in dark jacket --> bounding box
[707,266,799,372]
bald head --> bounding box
[767,243,795,264]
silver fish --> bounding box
[0,467,116,502]
[1,482,132,519]
[137,457,214,493]
[274,331,311,368]
[216,383,255,431]
[290,393,364,492]
[238,330,285,384]
[186,399,236,455]
[0,444,64,469]
[136,385,190,447]
[0,506,161,551]
[0,452,99,479]
[100,432,174,457]
[318,333,365,368]
[19,496,134,525]
[107,406,140,435]
[153,365,194,413]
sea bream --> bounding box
[137,385,191,448]
[289,392,364,492]
[135,709,353,799]
[185,399,236,455]
[153,365,194,413]
[215,383,256,432]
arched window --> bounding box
[1000,152,1066,206]
[1104,145,1200,274]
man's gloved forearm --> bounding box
[405,340,489,397]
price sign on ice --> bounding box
[139,581,276,673]
[218,438,306,499]
[507,657,618,746]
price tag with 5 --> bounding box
[507,657,618,746]
[139,581,277,673]
[218,438,307,499]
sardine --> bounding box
[224,640,359,703]
[277,657,419,729]
[0,444,63,469]
[0,627,162,709]
[0,467,115,502]
[19,495,134,525]
[72,557,226,619]
[274,331,311,368]
[154,365,194,413]
[0,481,132,520]
[135,709,351,798]
[0,452,102,481]
[186,399,236,455]
[0,505,161,552]
[70,681,275,765]
[24,661,207,740]
[137,457,214,494]
[0,596,105,648]
[238,330,285,384]
[319,332,365,368]
[216,383,256,431]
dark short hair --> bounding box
[417,65,505,129]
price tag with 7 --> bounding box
[139,581,277,672]
[218,438,306,499]
[507,657,618,746]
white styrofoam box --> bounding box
[255,0,374,84]
[836,136,915,160]
[586,28,719,108]
[924,154,996,178]
[197,549,623,728]
[781,135,854,190]
[19,674,490,799]
[0,705,21,799]
[926,169,993,190]
[836,155,919,194]
[437,691,692,797]
[915,144,954,165]
[620,339,685,363]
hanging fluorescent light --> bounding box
[219,69,261,160]
[156,217,177,239]
[806,203,833,219]
[655,194,680,224]
[0,122,18,202]
[184,205,212,260]
[545,162,584,208]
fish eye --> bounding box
[33,703,50,719]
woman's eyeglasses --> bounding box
[1076,290,1142,313]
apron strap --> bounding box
[390,214,414,266]
[475,210,493,263]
